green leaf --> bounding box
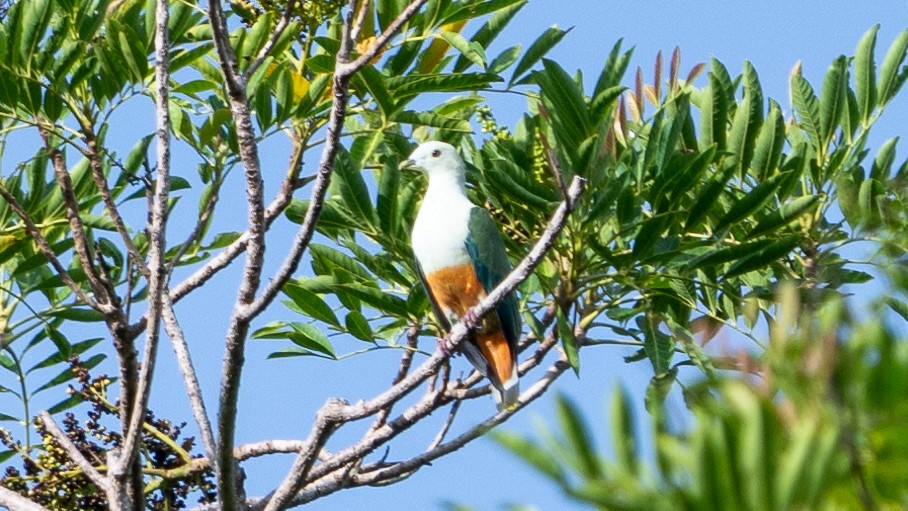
[345,310,374,343]
[289,322,336,359]
[556,395,600,478]
[488,45,521,74]
[790,74,822,152]
[870,136,899,180]
[341,284,409,317]
[443,0,527,24]
[45,327,70,360]
[376,160,400,240]
[34,353,105,394]
[610,387,639,475]
[310,244,373,282]
[878,27,908,105]
[440,31,486,69]
[283,284,341,328]
[553,307,580,375]
[640,314,673,375]
[493,431,566,483]
[750,101,785,179]
[354,65,396,117]
[509,25,570,87]
[392,110,472,132]
[333,151,375,228]
[714,171,792,232]
[725,235,801,278]
[854,25,879,125]
[534,58,591,155]
[20,0,52,72]
[819,55,848,146]
[745,195,820,239]
[29,338,104,374]
[858,177,884,229]
[386,73,502,99]
[47,393,86,414]
[453,0,526,73]
[699,71,728,152]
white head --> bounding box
[399,141,466,181]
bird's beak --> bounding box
[399,158,418,171]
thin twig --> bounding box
[84,131,149,277]
[161,293,218,469]
[246,0,297,79]
[39,128,112,308]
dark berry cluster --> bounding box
[0,358,216,510]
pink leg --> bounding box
[463,308,480,330]
[437,335,453,356]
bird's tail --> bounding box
[491,359,519,411]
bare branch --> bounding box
[37,411,111,493]
[351,360,571,488]
[246,0,297,79]
[342,0,429,74]
[0,486,53,511]
[83,132,149,277]
[112,0,173,507]
[369,325,419,432]
[348,0,371,44]
[162,293,217,466]
[40,129,114,309]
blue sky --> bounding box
[3,2,907,510]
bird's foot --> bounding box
[437,335,453,357]
[463,309,480,330]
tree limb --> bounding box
[37,411,111,494]
[112,1,173,506]
[161,293,218,468]
[0,486,52,511]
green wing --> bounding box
[465,208,521,349]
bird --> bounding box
[400,141,521,410]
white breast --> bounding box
[412,189,474,275]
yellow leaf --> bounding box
[290,71,310,102]
[417,21,468,74]
[356,35,386,64]
[0,234,18,251]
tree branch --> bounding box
[245,0,297,79]
[161,293,218,467]
[0,486,52,511]
[37,411,111,494]
[83,131,149,277]
[341,0,429,74]
[39,128,114,310]
[112,1,173,506]
[206,0,280,505]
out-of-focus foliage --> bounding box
[496,284,908,510]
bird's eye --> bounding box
[431,149,441,157]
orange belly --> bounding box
[425,264,514,385]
